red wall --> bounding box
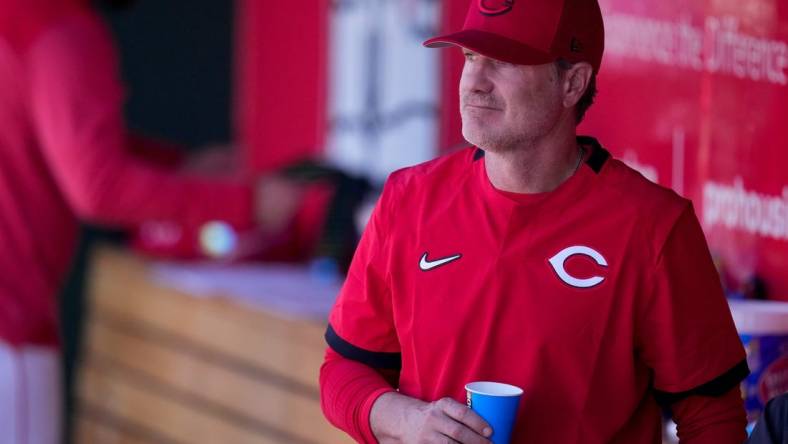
[235,0,329,172]
[582,0,787,300]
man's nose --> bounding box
[462,61,494,94]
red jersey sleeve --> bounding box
[325,174,401,370]
[671,387,747,443]
[637,203,748,403]
[319,347,396,443]
[26,12,254,230]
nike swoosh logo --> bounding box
[419,252,462,271]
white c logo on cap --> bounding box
[548,245,608,289]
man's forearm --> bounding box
[672,387,747,443]
[319,348,395,443]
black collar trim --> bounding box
[472,137,609,173]
[578,136,609,174]
[473,148,485,161]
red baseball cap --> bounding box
[424,0,605,73]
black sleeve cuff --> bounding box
[325,324,402,370]
[654,359,750,405]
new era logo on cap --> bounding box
[478,0,515,16]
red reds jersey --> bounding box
[326,137,747,443]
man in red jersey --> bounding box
[320,0,749,442]
[0,0,303,442]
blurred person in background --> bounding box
[747,393,787,444]
[0,0,304,442]
[320,0,749,443]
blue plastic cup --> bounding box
[465,381,523,444]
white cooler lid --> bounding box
[729,300,788,335]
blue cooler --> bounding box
[729,300,788,431]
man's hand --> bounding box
[182,144,239,175]
[370,392,492,443]
[255,175,304,235]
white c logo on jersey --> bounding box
[548,246,608,288]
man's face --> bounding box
[459,49,565,153]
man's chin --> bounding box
[463,127,504,152]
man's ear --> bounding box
[563,62,593,109]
